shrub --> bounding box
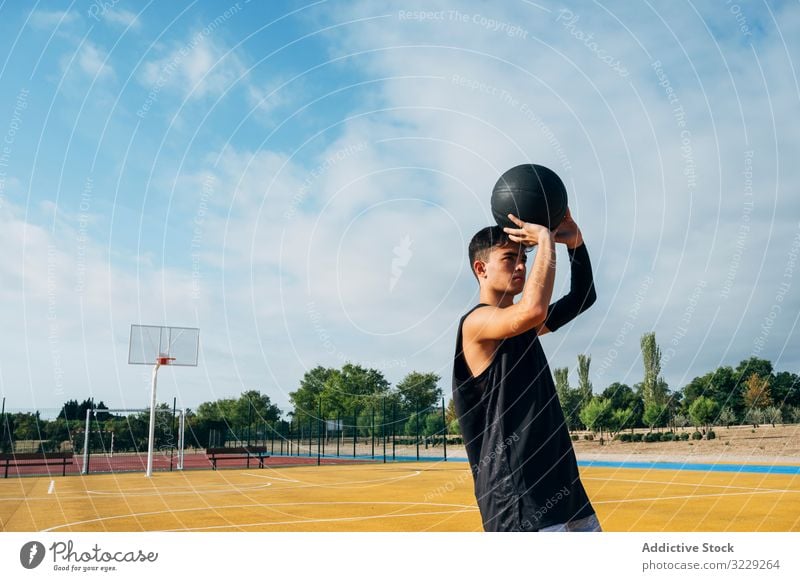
[706,430,716,440]
[584,434,594,441]
[661,432,676,442]
[673,413,691,428]
[745,408,765,427]
[617,433,632,442]
[631,433,643,442]
[679,432,690,441]
[691,431,703,440]
[764,407,783,426]
[716,407,737,428]
[571,434,579,441]
[644,432,661,443]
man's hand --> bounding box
[503,214,553,247]
[553,208,583,249]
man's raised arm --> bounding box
[539,242,596,335]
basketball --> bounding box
[491,164,568,230]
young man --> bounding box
[452,209,601,532]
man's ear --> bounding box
[473,260,487,278]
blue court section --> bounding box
[267,452,800,474]
[577,459,800,475]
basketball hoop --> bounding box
[128,324,200,478]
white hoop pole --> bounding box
[82,408,91,475]
[145,361,161,478]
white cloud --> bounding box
[103,9,141,30]
[56,39,114,81]
[76,41,114,78]
[29,10,79,30]
[138,32,247,100]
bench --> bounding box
[206,447,270,470]
[0,452,75,478]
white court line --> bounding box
[582,476,796,494]
[86,482,273,497]
[241,472,301,483]
[1,470,422,502]
[0,494,86,502]
[596,488,800,505]
[41,500,477,532]
[242,470,422,487]
[167,508,480,532]
[48,481,55,495]
[81,481,264,493]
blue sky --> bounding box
[1,0,798,415]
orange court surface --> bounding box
[1,461,799,532]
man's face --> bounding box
[476,243,527,295]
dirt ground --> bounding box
[442,424,800,464]
[570,423,800,464]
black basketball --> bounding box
[491,164,568,230]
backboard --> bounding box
[128,325,200,366]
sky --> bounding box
[1,0,798,416]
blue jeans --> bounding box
[538,513,602,532]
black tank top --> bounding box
[452,304,595,531]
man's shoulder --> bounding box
[462,304,541,343]
[461,304,497,337]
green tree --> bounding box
[236,390,281,426]
[673,413,691,428]
[735,357,773,385]
[555,367,582,431]
[195,398,238,424]
[643,402,668,431]
[396,371,442,416]
[641,332,668,406]
[448,419,461,435]
[689,396,718,430]
[579,398,612,440]
[192,391,280,448]
[772,371,800,408]
[445,398,458,425]
[577,354,593,404]
[290,366,340,422]
[424,411,445,438]
[12,412,42,441]
[554,367,570,401]
[716,406,737,428]
[601,382,637,411]
[330,363,391,416]
[609,407,635,435]
[745,407,765,428]
[682,366,738,419]
[43,419,72,452]
[57,399,82,421]
[763,406,783,427]
[57,398,104,422]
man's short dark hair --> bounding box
[468,226,513,279]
